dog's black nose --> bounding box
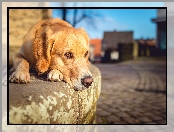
[81,76,93,88]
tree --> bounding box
[55,2,101,28]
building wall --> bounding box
[101,31,134,62]
[2,2,51,46]
[156,9,166,50]
[2,2,51,65]
[157,22,166,50]
[90,39,102,58]
[158,9,166,18]
[9,9,52,46]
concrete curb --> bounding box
[9,64,101,124]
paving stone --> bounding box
[114,112,129,118]
[160,113,167,119]
[143,112,155,118]
[106,107,119,114]
[151,115,164,121]
[98,104,110,110]
[105,114,121,123]
[122,117,140,124]
[95,117,103,124]
[104,100,113,106]
[96,110,110,117]
[155,120,167,124]
[138,116,153,123]
[94,57,166,124]
[96,107,102,112]
[143,122,158,124]
[118,107,131,112]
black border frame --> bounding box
[7,6,167,125]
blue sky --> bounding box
[50,2,164,40]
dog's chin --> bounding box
[70,73,93,91]
[72,80,91,91]
[73,85,89,91]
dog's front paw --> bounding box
[9,70,30,84]
[47,69,63,82]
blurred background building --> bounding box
[101,30,134,62]
[90,39,102,63]
[152,9,166,56]
[7,3,167,65]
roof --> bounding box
[137,39,156,46]
[152,17,166,23]
[152,9,166,23]
[102,31,134,49]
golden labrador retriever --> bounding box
[9,18,93,90]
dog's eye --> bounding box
[84,51,88,57]
[64,52,73,59]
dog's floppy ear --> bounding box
[33,26,55,75]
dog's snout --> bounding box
[81,76,93,88]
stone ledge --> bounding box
[9,64,101,124]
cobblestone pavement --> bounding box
[94,57,166,124]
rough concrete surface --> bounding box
[9,64,101,124]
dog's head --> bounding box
[33,19,93,90]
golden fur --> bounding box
[9,18,93,90]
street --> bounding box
[94,57,166,124]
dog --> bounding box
[9,18,93,90]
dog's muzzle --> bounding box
[81,75,93,88]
